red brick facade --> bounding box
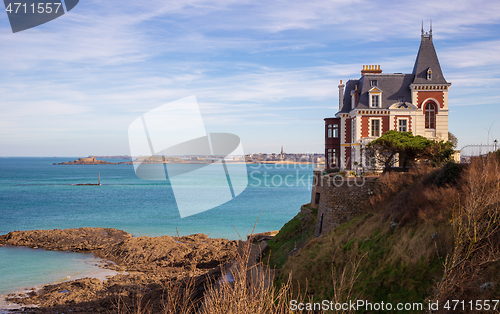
[344,118,351,143]
[417,91,444,109]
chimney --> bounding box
[338,79,345,111]
[361,65,382,76]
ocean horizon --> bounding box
[0,157,314,299]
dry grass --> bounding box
[199,240,293,314]
[111,238,302,314]
[432,156,500,306]
[111,275,198,314]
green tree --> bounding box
[423,140,455,166]
[448,132,458,148]
[366,131,432,172]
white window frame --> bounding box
[398,119,408,132]
[332,124,339,138]
[370,94,380,108]
[371,118,381,137]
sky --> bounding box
[1,0,500,156]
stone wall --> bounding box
[311,170,378,236]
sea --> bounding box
[0,157,314,301]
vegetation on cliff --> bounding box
[269,155,500,312]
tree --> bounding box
[366,131,432,172]
[423,140,455,166]
[448,132,458,148]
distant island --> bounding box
[93,155,131,159]
[54,154,326,165]
[54,156,132,165]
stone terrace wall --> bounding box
[311,171,378,236]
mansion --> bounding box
[325,27,450,170]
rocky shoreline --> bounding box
[0,228,245,313]
[53,156,132,165]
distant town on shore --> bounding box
[54,150,326,165]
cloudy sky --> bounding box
[1,0,500,156]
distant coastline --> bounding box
[54,155,324,166]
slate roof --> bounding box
[337,33,447,115]
[339,74,415,112]
[412,35,448,84]
[339,79,359,113]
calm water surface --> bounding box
[0,157,314,297]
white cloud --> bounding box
[2,0,500,155]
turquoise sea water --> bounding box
[0,157,314,297]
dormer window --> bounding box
[368,86,382,108]
[370,80,378,87]
[427,68,432,80]
[398,96,405,103]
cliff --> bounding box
[268,159,500,311]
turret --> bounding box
[338,80,345,111]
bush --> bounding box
[433,162,464,187]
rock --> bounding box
[390,221,398,230]
[0,227,132,251]
[1,227,241,313]
[480,282,494,291]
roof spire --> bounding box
[421,19,432,40]
[413,24,447,84]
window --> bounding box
[328,124,332,138]
[398,96,405,103]
[425,103,436,129]
[399,119,407,132]
[328,148,337,168]
[328,148,332,167]
[370,80,378,87]
[371,95,380,108]
[427,68,432,80]
[332,149,337,167]
[352,119,356,142]
[333,124,339,138]
[371,119,380,137]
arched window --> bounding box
[425,102,436,129]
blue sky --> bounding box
[1,0,500,156]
